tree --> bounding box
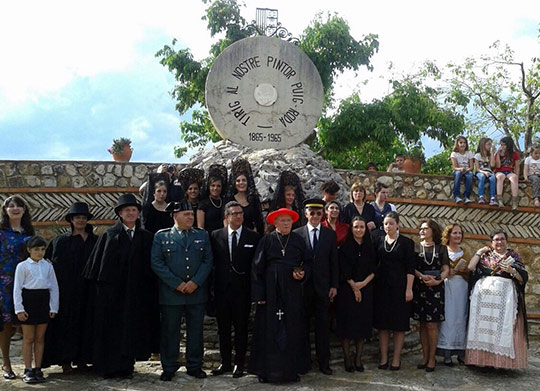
[156,0,378,157]
[319,67,465,170]
[445,34,540,153]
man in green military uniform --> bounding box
[151,202,213,381]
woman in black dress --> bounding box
[43,202,98,372]
[373,211,415,370]
[342,183,376,230]
[269,171,305,230]
[197,164,227,234]
[178,168,204,228]
[142,181,174,234]
[227,158,264,235]
[336,216,376,372]
[412,219,449,372]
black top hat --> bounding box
[165,201,193,213]
[303,198,326,209]
[114,194,142,215]
[65,202,93,222]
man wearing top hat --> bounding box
[43,202,98,372]
[83,194,160,378]
[294,198,339,375]
[151,201,213,381]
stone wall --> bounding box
[1,159,539,328]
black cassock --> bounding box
[43,224,98,367]
[82,220,159,377]
[248,231,311,382]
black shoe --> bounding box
[186,368,207,379]
[160,371,175,381]
[2,365,16,380]
[211,364,232,376]
[319,367,333,375]
[232,365,244,378]
[457,357,466,365]
[444,360,454,367]
[22,369,38,384]
[426,363,436,372]
[33,368,45,383]
[258,375,267,383]
[417,362,427,369]
[355,363,364,372]
[378,362,389,370]
[389,363,401,371]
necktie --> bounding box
[231,230,238,261]
[127,229,133,240]
[312,227,318,250]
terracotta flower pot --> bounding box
[403,158,421,174]
[112,145,133,162]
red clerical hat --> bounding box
[266,208,299,225]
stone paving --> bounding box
[3,336,540,391]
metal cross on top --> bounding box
[276,309,285,320]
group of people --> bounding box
[381,136,540,211]
[450,136,539,210]
[0,158,530,385]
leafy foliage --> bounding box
[319,69,465,170]
[422,150,452,175]
[445,36,540,152]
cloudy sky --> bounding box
[0,0,538,163]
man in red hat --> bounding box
[248,208,311,383]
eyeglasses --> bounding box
[309,211,323,216]
[229,211,244,217]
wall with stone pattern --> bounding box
[1,159,539,336]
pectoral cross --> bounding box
[281,249,285,256]
[276,309,284,320]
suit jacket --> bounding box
[210,226,260,296]
[151,227,213,305]
[294,224,339,298]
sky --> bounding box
[0,0,539,163]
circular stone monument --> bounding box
[205,36,324,150]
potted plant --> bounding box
[108,138,133,162]
[403,141,425,173]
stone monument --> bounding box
[197,14,347,204]
[205,36,324,150]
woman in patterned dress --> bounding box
[412,219,449,372]
[0,195,34,379]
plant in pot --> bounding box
[403,141,426,174]
[108,138,133,162]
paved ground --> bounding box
[3,337,540,390]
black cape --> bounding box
[82,220,160,376]
[248,231,311,382]
[42,224,98,367]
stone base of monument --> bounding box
[189,140,348,205]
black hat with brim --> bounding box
[65,202,93,222]
[303,198,326,209]
[114,194,142,215]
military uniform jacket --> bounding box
[151,227,213,305]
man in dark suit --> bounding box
[210,201,260,378]
[294,198,339,375]
[151,202,213,381]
